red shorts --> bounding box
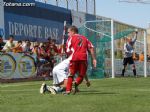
[69,60,87,77]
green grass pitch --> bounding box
[1,77,150,112]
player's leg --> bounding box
[40,82,48,94]
[47,78,68,95]
[52,67,59,86]
[73,61,87,94]
[47,59,69,94]
[65,61,77,94]
[53,78,68,93]
[84,74,90,87]
[132,64,136,77]
[40,67,67,95]
[122,58,127,77]
[52,59,68,85]
[51,78,68,93]
[60,79,67,88]
[46,85,61,95]
[75,61,87,85]
[129,57,136,77]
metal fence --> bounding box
[35,0,96,15]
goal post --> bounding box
[79,19,148,78]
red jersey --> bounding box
[66,34,94,61]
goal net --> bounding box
[79,19,148,78]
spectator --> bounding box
[46,39,58,72]
[0,35,5,51]
[47,37,52,44]
[13,40,23,53]
[36,43,51,77]
[49,39,58,56]
[32,42,40,54]
[139,52,144,62]
[37,43,48,62]
[132,52,139,60]
[3,35,15,52]
[22,40,31,52]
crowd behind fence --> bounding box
[0,35,66,79]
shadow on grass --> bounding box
[78,90,119,95]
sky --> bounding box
[96,0,150,28]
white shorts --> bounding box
[52,58,70,85]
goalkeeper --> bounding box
[121,31,138,77]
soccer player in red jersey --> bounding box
[65,26,97,94]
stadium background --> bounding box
[0,0,150,81]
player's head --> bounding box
[126,36,132,43]
[9,35,14,42]
[68,26,78,37]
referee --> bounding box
[121,31,138,77]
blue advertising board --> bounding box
[0,28,4,36]
[4,0,72,43]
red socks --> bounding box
[66,76,73,92]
